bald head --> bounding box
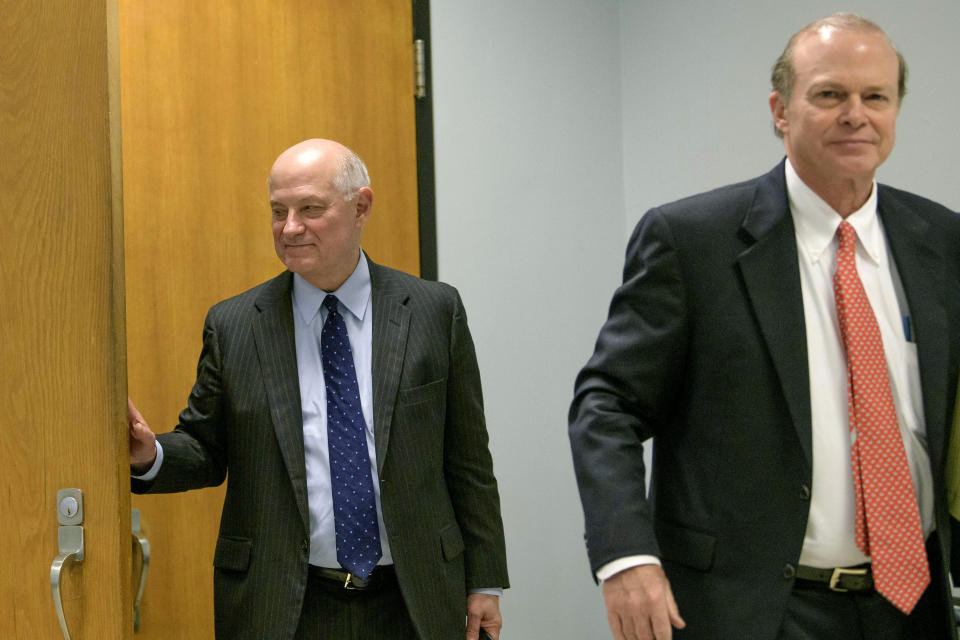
[269,138,370,201]
[268,139,373,291]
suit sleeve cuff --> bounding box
[131,441,164,481]
[596,555,661,582]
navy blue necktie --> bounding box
[321,295,381,578]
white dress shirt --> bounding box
[787,159,933,568]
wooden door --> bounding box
[118,1,422,637]
[0,1,132,638]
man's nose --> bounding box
[840,96,867,127]
[283,210,305,234]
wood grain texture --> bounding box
[118,1,420,636]
[0,0,132,638]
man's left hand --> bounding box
[466,593,501,640]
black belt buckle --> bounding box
[828,566,868,592]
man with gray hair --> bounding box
[570,14,960,640]
[129,139,509,639]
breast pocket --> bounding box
[396,378,446,407]
[390,379,448,480]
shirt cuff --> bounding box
[596,555,661,582]
[131,441,164,481]
[469,588,503,597]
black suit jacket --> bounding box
[133,257,509,640]
[569,161,960,639]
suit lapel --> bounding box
[252,272,310,533]
[735,163,813,464]
[368,261,411,474]
[878,190,950,473]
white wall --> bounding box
[432,2,960,638]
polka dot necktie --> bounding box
[833,221,929,613]
[321,295,381,579]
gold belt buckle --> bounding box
[829,567,868,592]
[343,572,369,590]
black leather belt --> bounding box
[796,564,873,592]
[308,565,395,591]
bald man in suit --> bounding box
[129,139,509,640]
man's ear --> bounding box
[769,91,788,136]
[354,186,373,224]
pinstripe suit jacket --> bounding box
[132,257,509,639]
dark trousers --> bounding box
[776,579,944,639]
[294,567,419,640]
[777,539,953,640]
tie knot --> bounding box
[323,295,340,315]
[836,221,859,266]
[837,221,857,252]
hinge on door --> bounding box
[414,39,427,99]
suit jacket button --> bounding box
[799,484,811,501]
[301,540,309,554]
[782,563,796,579]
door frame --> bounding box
[413,0,439,281]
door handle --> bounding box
[131,509,150,632]
[51,489,84,640]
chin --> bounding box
[830,157,880,179]
[282,258,313,274]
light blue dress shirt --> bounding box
[291,255,395,568]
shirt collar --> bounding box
[292,251,371,325]
[785,158,882,266]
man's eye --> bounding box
[272,209,286,219]
[302,205,328,217]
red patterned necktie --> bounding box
[833,221,929,613]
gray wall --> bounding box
[431,2,960,638]
[431,2,624,637]
[621,1,960,233]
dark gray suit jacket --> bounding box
[133,258,509,639]
[569,161,960,638]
